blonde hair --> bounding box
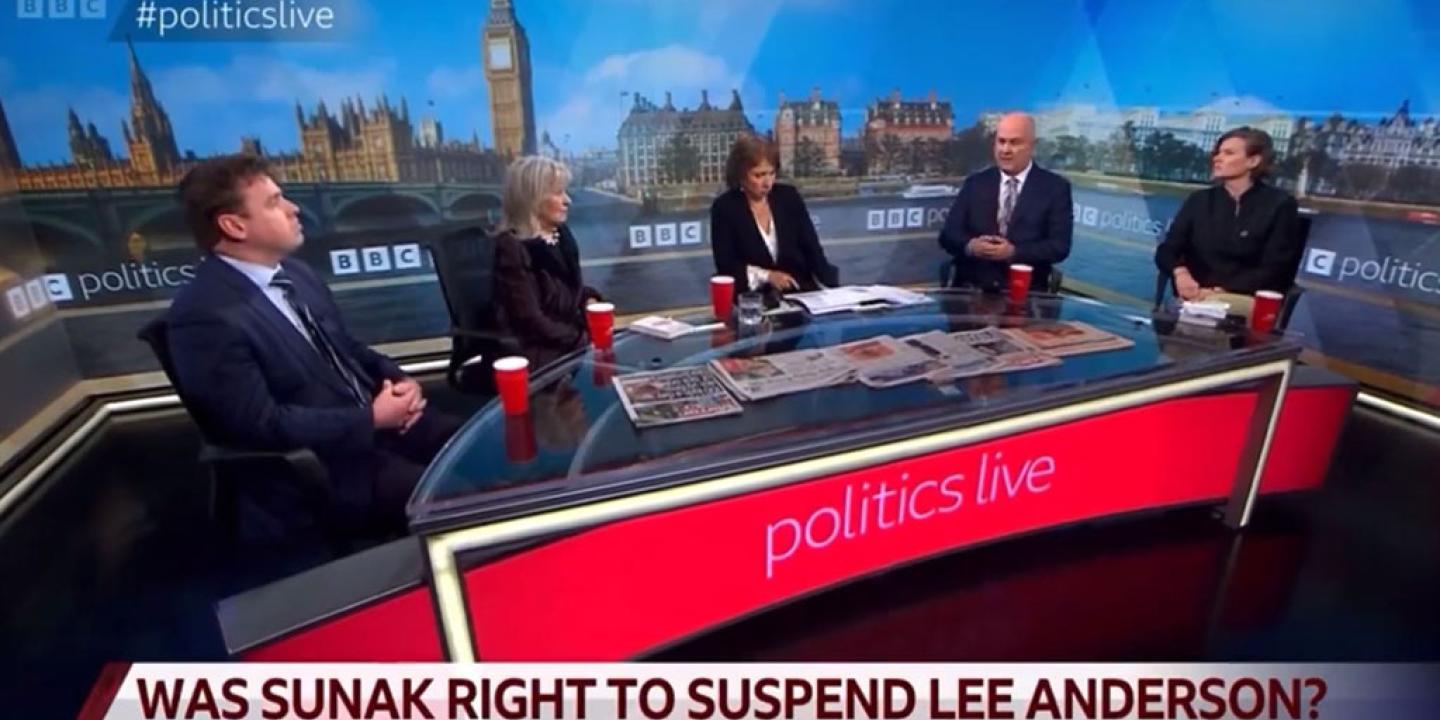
[500,155,572,238]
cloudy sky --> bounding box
[2,0,1438,163]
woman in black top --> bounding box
[711,134,838,295]
[493,156,601,370]
[1155,127,1302,300]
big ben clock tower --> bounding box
[482,0,537,158]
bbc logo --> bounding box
[43,273,74,302]
[629,221,704,249]
[1304,248,1337,277]
[17,0,107,18]
[5,279,51,322]
[329,244,425,276]
[865,207,925,231]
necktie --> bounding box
[998,176,1019,237]
[270,269,370,407]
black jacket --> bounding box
[493,224,601,370]
[710,183,839,293]
[1154,182,1302,294]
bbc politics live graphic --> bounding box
[83,664,1440,719]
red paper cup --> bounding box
[1251,290,1283,333]
[503,412,537,463]
[591,349,616,387]
[586,302,615,349]
[1008,264,1033,303]
[493,356,530,415]
[710,275,735,321]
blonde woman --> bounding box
[493,156,601,369]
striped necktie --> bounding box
[270,269,369,407]
[998,176,1019,237]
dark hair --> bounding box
[177,154,271,251]
[724,134,781,189]
[1213,127,1275,180]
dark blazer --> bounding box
[711,183,839,293]
[1154,182,1302,294]
[493,224,600,370]
[937,164,1074,291]
[167,254,402,458]
[166,254,415,535]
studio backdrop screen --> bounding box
[1,0,1438,416]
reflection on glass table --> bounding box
[409,289,1296,531]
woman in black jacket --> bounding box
[710,134,838,295]
[493,155,601,370]
[1155,126,1303,301]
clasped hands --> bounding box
[371,377,427,434]
[967,235,1016,261]
[1173,267,1225,301]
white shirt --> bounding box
[746,215,780,289]
[214,254,311,343]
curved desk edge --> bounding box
[217,361,1355,662]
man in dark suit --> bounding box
[166,155,455,539]
[938,112,1073,292]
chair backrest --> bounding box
[1286,214,1314,292]
[137,315,181,390]
[1273,214,1314,331]
[429,226,500,335]
[1047,268,1064,295]
[138,315,219,438]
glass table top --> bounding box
[408,290,1297,531]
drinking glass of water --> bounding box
[738,292,764,326]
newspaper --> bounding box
[710,349,854,401]
[1003,321,1135,357]
[785,285,932,315]
[786,286,888,315]
[951,327,1062,372]
[612,365,743,428]
[828,335,947,388]
[864,285,932,307]
[901,330,1004,380]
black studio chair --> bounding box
[428,226,524,395]
[137,317,329,548]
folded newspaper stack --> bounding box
[827,336,947,389]
[900,330,1004,380]
[710,350,854,401]
[946,327,1062,375]
[1002,321,1135,357]
[612,366,743,428]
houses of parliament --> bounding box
[0,29,534,192]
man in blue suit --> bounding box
[938,112,1073,292]
[167,155,454,538]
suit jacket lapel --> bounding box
[1009,168,1044,227]
[978,168,1002,235]
[207,256,357,399]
